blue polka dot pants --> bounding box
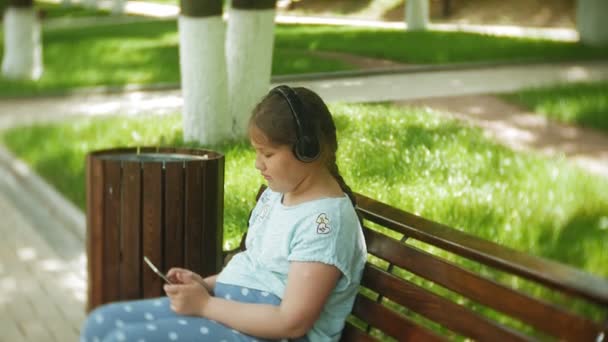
[80,282,286,342]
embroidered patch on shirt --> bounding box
[315,213,331,234]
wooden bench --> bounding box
[241,186,608,341]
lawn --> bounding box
[504,81,608,134]
[2,103,607,280]
[1,19,608,97]
[37,1,111,18]
[2,101,607,336]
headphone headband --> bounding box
[270,85,320,162]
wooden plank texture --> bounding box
[355,193,608,306]
[351,294,446,342]
[142,162,163,298]
[164,161,185,271]
[363,227,602,340]
[184,161,204,275]
[86,155,104,312]
[120,162,142,300]
[340,323,379,342]
[200,158,224,276]
[361,265,531,342]
[102,160,122,304]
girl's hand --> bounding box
[166,267,204,285]
[164,271,211,317]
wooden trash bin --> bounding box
[85,147,224,312]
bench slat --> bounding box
[364,227,601,340]
[355,192,608,306]
[362,265,533,342]
[340,323,378,342]
[351,294,446,342]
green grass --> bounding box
[1,0,109,18]
[2,102,607,337]
[503,81,608,133]
[2,20,608,97]
[37,1,111,18]
[2,103,607,279]
[274,25,608,64]
[0,21,354,97]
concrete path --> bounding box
[3,61,607,128]
[0,144,86,341]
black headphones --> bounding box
[270,85,320,163]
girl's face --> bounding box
[250,126,309,194]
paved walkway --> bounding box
[1,4,608,339]
[0,145,86,341]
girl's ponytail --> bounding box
[327,160,356,207]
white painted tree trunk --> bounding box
[406,0,429,31]
[577,0,608,46]
[178,16,231,145]
[112,0,126,15]
[226,8,276,138]
[1,6,43,80]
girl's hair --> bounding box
[249,87,357,207]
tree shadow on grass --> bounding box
[42,19,177,42]
[535,209,608,279]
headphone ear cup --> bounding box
[294,135,320,162]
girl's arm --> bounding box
[202,262,341,339]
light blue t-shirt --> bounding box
[217,188,367,341]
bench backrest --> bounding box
[340,191,608,341]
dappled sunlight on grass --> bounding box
[331,104,608,277]
[273,48,356,74]
[504,81,608,133]
[275,25,608,64]
[2,103,607,281]
[0,20,180,96]
[2,20,608,97]
[37,1,111,18]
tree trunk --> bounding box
[577,0,608,46]
[1,1,43,80]
[226,0,276,138]
[112,0,125,15]
[406,0,429,31]
[179,0,230,144]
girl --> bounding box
[80,85,367,342]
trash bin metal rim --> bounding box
[96,152,212,163]
[88,147,223,163]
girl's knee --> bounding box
[81,302,131,341]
